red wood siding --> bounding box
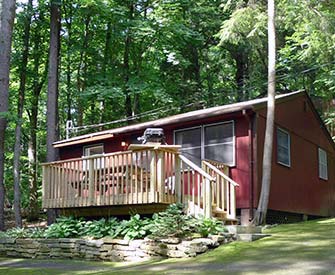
[256,95,335,216]
[58,113,252,209]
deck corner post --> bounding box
[88,158,95,205]
[42,165,46,208]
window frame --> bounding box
[318,147,328,181]
[82,144,105,170]
[173,120,235,167]
[83,143,105,157]
[276,127,291,167]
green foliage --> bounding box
[195,217,227,238]
[44,216,85,238]
[5,0,335,218]
[149,203,195,238]
[0,227,45,239]
[81,217,119,239]
[0,206,227,241]
[4,227,31,238]
[115,214,152,241]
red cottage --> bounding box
[42,91,335,224]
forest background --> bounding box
[1,0,335,222]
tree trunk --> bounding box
[253,0,276,225]
[64,1,73,122]
[100,21,112,124]
[27,23,47,221]
[231,50,248,101]
[46,0,61,225]
[76,15,91,127]
[13,0,33,228]
[124,3,134,120]
[0,0,16,231]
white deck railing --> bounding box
[42,146,238,219]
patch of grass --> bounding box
[0,267,59,275]
[1,218,335,275]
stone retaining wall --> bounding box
[0,233,235,262]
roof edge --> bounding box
[54,91,304,148]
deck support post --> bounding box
[88,158,95,205]
[175,156,181,203]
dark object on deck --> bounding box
[138,128,166,144]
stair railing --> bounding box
[202,160,239,219]
[177,155,215,218]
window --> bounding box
[83,145,104,156]
[318,148,328,180]
[204,123,234,165]
[277,128,291,167]
[174,121,235,166]
[83,144,104,170]
[175,127,201,166]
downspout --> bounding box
[244,110,255,221]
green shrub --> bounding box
[0,207,227,240]
[114,214,152,240]
[44,216,85,238]
[81,217,119,239]
[149,203,195,238]
[4,227,31,238]
[195,217,227,237]
[28,227,46,238]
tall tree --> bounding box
[27,3,48,221]
[253,0,276,225]
[0,0,16,231]
[46,0,61,224]
[13,0,34,227]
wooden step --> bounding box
[212,209,227,220]
[224,218,238,225]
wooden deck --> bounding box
[42,145,238,220]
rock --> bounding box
[100,244,114,251]
[129,240,144,249]
[102,238,129,245]
[16,239,34,245]
[190,238,214,247]
[58,243,76,249]
[113,244,136,251]
[134,249,149,257]
[166,244,177,250]
[209,235,225,243]
[85,239,104,248]
[58,238,77,243]
[159,238,180,244]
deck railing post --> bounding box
[230,185,236,219]
[88,158,95,205]
[157,150,165,203]
[204,178,213,218]
[42,166,46,208]
[150,151,157,202]
[175,156,181,203]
